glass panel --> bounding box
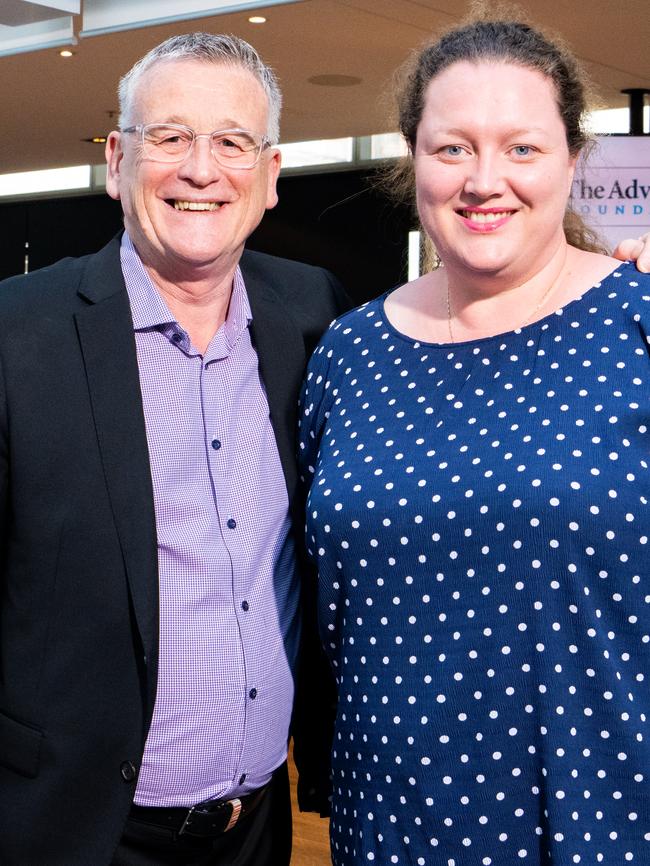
[278,137,354,169]
[0,165,91,197]
[408,231,421,281]
[370,132,408,160]
[587,106,650,134]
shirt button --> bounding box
[171,332,182,344]
[239,773,247,785]
[120,761,138,782]
[227,518,237,529]
[241,600,249,612]
[249,688,257,700]
[211,439,222,450]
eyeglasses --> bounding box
[121,123,271,169]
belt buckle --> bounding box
[178,805,198,836]
[178,798,243,836]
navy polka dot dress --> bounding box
[298,263,650,866]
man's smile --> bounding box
[170,199,224,211]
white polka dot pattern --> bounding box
[298,264,650,865]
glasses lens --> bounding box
[143,125,193,161]
[211,131,262,167]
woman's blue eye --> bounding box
[445,145,463,156]
[513,145,531,156]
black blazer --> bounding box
[0,236,348,866]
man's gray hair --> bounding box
[118,32,282,144]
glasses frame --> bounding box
[121,123,272,170]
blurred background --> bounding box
[0,0,648,298]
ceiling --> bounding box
[2,0,649,175]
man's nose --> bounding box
[177,135,224,184]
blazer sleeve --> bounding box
[0,349,7,576]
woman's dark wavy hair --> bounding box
[385,16,608,257]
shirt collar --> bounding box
[120,232,253,347]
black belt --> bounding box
[129,785,268,838]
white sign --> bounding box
[572,136,650,250]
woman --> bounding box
[299,18,649,866]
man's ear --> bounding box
[105,131,124,202]
[265,147,282,210]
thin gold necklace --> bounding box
[445,252,568,343]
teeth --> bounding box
[173,201,221,211]
[461,210,512,223]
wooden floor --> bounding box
[288,748,331,866]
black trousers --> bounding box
[110,764,292,866]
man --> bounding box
[0,33,347,866]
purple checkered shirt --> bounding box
[120,233,299,806]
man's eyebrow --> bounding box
[154,115,189,125]
[153,116,249,130]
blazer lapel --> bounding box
[243,261,307,502]
[74,240,159,678]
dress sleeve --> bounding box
[627,269,650,363]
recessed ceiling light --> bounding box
[308,74,362,87]
[82,136,107,144]
[248,15,266,24]
[59,49,74,58]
